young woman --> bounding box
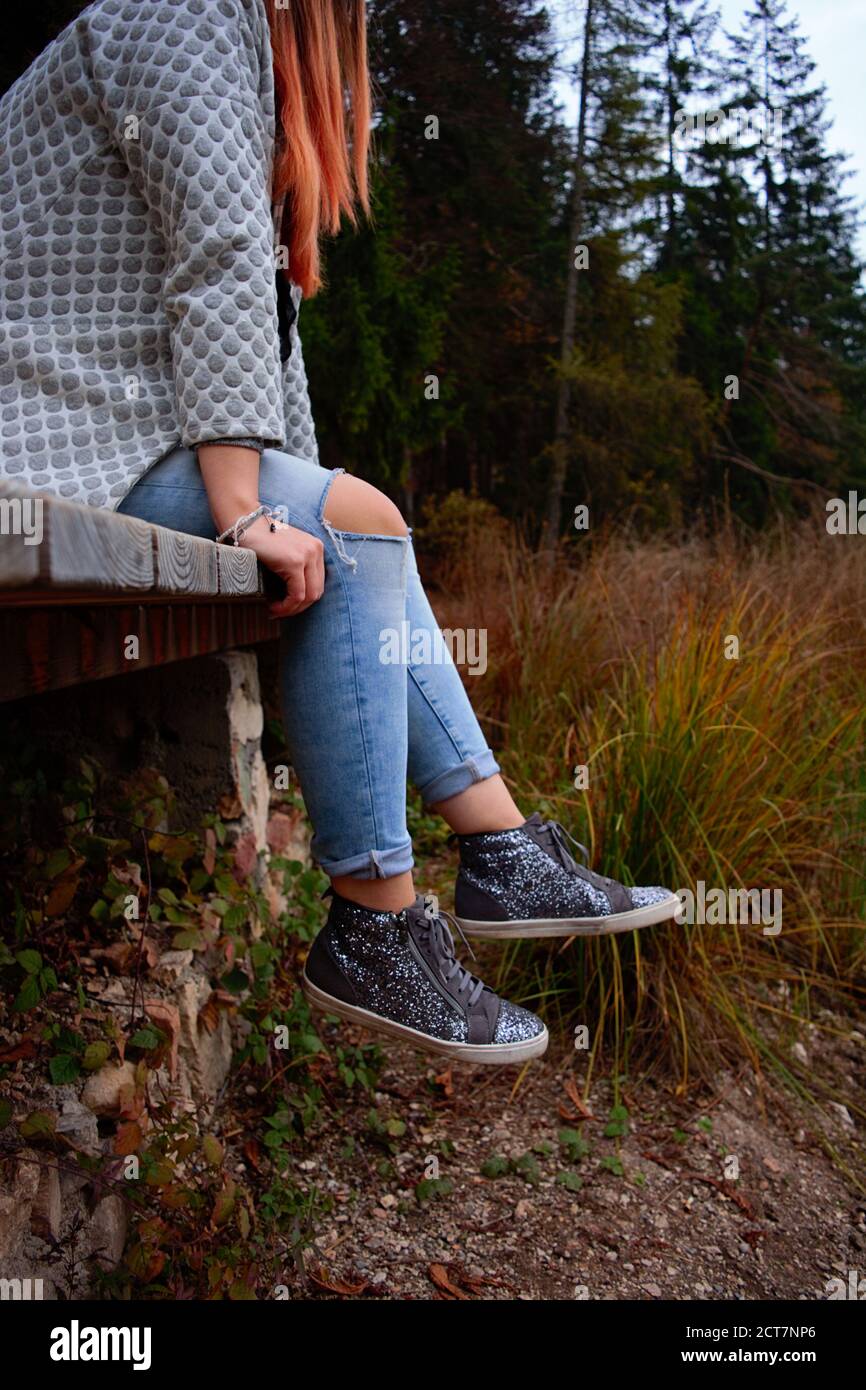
[0,0,676,1065]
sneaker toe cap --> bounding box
[493,1000,545,1044]
[628,884,674,908]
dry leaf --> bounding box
[144,999,180,1079]
[45,874,80,917]
[115,1120,143,1155]
[243,1139,262,1172]
[433,1067,454,1099]
[307,1267,370,1296]
[429,1263,469,1300]
[563,1077,594,1120]
[203,828,216,876]
[0,1036,39,1063]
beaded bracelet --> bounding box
[216,505,283,547]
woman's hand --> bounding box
[240,514,325,618]
[195,445,325,619]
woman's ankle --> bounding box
[330,870,416,914]
[431,774,525,835]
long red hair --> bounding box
[265,0,372,298]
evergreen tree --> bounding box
[714,0,866,506]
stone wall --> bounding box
[0,646,309,1299]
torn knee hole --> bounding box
[324,471,408,538]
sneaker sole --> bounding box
[456,891,681,939]
[302,973,549,1065]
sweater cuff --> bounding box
[194,437,267,455]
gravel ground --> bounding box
[283,1019,865,1301]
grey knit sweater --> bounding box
[0,0,319,510]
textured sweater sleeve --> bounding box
[100,1,285,449]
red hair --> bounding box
[265,0,372,298]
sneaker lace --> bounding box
[418,905,485,1007]
[538,818,592,872]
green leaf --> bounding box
[415,1176,454,1203]
[15,948,42,975]
[556,1170,583,1191]
[172,928,205,950]
[220,967,250,994]
[481,1154,510,1179]
[603,1104,630,1139]
[213,1178,236,1226]
[19,1110,56,1140]
[89,898,110,922]
[56,1027,85,1054]
[129,1027,161,1050]
[13,974,41,1012]
[513,1152,541,1185]
[83,1041,112,1072]
[45,848,72,879]
[0,1098,13,1129]
[202,1134,223,1167]
[49,1053,81,1085]
[558,1127,590,1162]
[158,888,179,906]
[144,1159,175,1187]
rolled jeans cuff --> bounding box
[315,838,415,881]
[418,750,501,807]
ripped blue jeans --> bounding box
[117,447,499,878]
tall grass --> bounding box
[420,500,866,1093]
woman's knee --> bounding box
[324,472,408,537]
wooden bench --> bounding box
[0,481,276,703]
[0,481,282,862]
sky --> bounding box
[553,0,866,253]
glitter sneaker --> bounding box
[302,891,548,1065]
[454,813,679,939]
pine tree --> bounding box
[645,0,720,270]
[542,0,665,539]
[714,0,866,506]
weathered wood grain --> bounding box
[47,500,154,591]
[153,526,219,595]
[217,543,261,596]
[0,482,264,601]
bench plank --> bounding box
[0,482,262,601]
[153,526,219,595]
[218,544,262,596]
[48,501,155,591]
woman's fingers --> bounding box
[267,533,325,618]
[309,539,326,601]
